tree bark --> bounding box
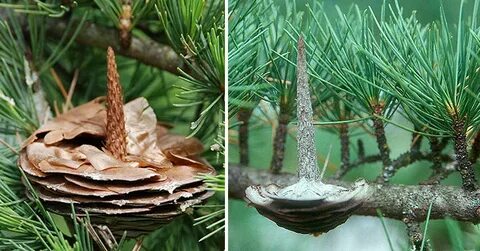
[229,164,480,223]
[269,112,290,174]
[340,123,350,169]
[372,113,392,183]
[46,20,183,74]
[453,118,477,191]
[470,132,480,164]
[237,108,253,166]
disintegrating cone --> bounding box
[19,48,215,237]
[245,179,370,234]
[245,37,370,235]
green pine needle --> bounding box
[376,209,395,251]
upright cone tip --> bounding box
[296,36,320,181]
[106,47,127,160]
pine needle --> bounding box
[377,209,395,251]
[420,201,434,251]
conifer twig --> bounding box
[452,117,477,191]
[350,154,382,168]
[269,110,289,173]
[378,131,427,179]
[119,0,132,49]
[372,107,393,183]
[403,213,426,251]
[421,167,455,185]
[105,47,127,160]
[470,131,480,164]
[238,107,253,166]
[411,130,423,153]
[335,123,350,178]
[357,139,365,159]
[46,20,183,74]
[229,164,480,223]
[427,138,451,179]
[422,138,445,185]
[337,142,455,179]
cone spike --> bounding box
[106,47,127,160]
[296,36,319,181]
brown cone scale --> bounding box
[19,48,215,237]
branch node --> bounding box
[402,209,426,251]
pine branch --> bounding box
[93,0,155,50]
[334,123,350,178]
[403,214,426,251]
[373,109,393,183]
[470,131,480,164]
[340,144,455,178]
[1,0,224,249]
[422,138,448,185]
[118,0,132,49]
[229,164,480,223]
[237,107,253,166]
[269,111,289,174]
[46,19,184,74]
[452,117,477,191]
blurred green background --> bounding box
[228,0,480,250]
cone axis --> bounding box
[19,47,215,237]
[245,38,370,235]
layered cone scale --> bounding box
[18,48,215,237]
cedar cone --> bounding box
[245,37,370,235]
[19,48,215,237]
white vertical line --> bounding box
[224,0,229,249]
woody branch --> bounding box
[229,164,480,223]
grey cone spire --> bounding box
[296,37,319,181]
[245,36,371,235]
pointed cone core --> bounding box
[296,36,319,181]
[106,47,127,160]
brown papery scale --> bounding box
[245,37,370,235]
[19,47,215,237]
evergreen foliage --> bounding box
[229,0,480,249]
[0,0,224,250]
